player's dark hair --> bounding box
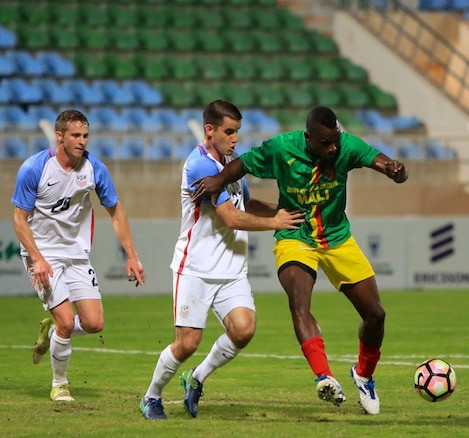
[55,109,89,133]
[306,106,337,132]
[203,99,242,128]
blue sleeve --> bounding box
[87,153,119,207]
[185,156,230,206]
[11,152,47,211]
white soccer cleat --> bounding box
[315,375,346,406]
[350,364,380,415]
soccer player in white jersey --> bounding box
[140,100,305,420]
[11,109,145,402]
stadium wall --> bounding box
[1,216,469,296]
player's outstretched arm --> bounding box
[192,158,246,201]
[371,153,409,184]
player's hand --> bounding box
[274,209,306,230]
[127,259,145,287]
[191,175,223,202]
[384,160,408,183]
[32,258,53,291]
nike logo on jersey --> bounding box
[287,159,296,165]
[47,181,59,186]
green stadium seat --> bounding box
[333,57,369,83]
[282,84,313,108]
[135,54,169,80]
[270,110,305,131]
[223,31,256,53]
[47,4,79,27]
[49,27,79,50]
[195,30,226,52]
[335,84,371,108]
[282,32,312,54]
[278,9,305,31]
[251,8,282,30]
[108,4,140,28]
[166,56,199,80]
[108,29,140,51]
[308,57,342,82]
[282,57,314,81]
[105,54,140,79]
[0,3,20,26]
[138,6,171,28]
[336,110,367,133]
[253,31,285,54]
[362,84,398,110]
[18,2,48,26]
[74,53,108,79]
[161,82,197,107]
[222,8,253,29]
[196,56,228,81]
[250,82,283,108]
[307,30,339,55]
[16,25,50,50]
[223,82,257,108]
[168,8,197,28]
[76,27,110,50]
[77,4,109,27]
[138,29,170,51]
[192,83,224,107]
[224,56,257,80]
[167,30,198,51]
[254,56,286,81]
[192,8,224,29]
[307,84,342,107]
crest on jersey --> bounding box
[76,174,87,187]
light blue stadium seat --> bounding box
[120,136,146,158]
[148,137,173,160]
[151,108,189,133]
[96,79,135,106]
[122,108,163,133]
[0,54,15,76]
[397,139,423,159]
[36,52,75,78]
[1,104,38,130]
[418,0,449,10]
[425,139,458,159]
[5,78,42,104]
[33,79,73,105]
[122,80,163,106]
[7,51,45,77]
[0,25,17,49]
[0,81,10,103]
[447,0,469,10]
[31,136,52,153]
[389,114,424,132]
[88,137,118,159]
[369,138,395,158]
[89,107,130,133]
[356,109,394,134]
[243,109,281,136]
[2,136,29,158]
[28,105,57,124]
[65,80,104,105]
[174,137,196,160]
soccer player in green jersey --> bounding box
[191,106,408,415]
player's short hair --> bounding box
[55,109,89,133]
[306,106,337,132]
[203,99,242,128]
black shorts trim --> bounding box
[277,261,317,280]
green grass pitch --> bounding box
[1,290,469,437]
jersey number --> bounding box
[51,197,71,214]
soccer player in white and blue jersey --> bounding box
[11,110,145,402]
[140,100,305,420]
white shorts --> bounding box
[23,256,101,310]
[172,272,255,329]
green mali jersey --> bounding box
[240,130,381,248]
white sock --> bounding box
[73,314,87,337]
[145,345,181,400]
[193,333,240,383]
[50,332,72,387]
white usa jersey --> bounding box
[11,148,118,259]
[170,144,251,280]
